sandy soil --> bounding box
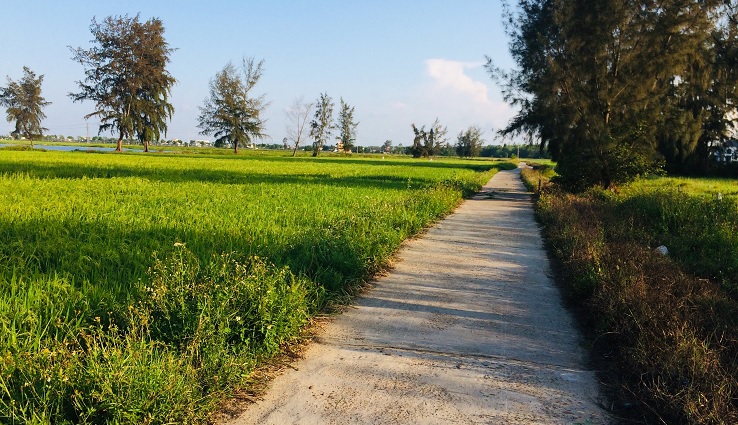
[225,165,610,424]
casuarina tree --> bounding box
[310,93,334,157]
[410,118,447,158]
[0,67,51,147]
[197,58,268,154]
[70,14,176,152]
[455,126,484,158]
[336,98,358,153]
[490,0,737,189]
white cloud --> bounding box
[350,59,519,146]
[424,59,491,105]
[418,58,515,140]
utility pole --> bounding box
[86,122,89,143]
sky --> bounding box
[1,1,519,147]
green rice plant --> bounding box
[69,324,205,425]
[0,150,510,423]
[138,245,320,362]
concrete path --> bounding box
[227,166,609,424]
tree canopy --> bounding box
[455,126,484,158]
[0,67,50,146]
[490,0,738,189]
[69,14,176,152]
[310,93,334,157]
[410,118,447,158]
[336,98,358,153]
[198,58,268,154]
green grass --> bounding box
[616,176,738,294]
[631,174,738,196]
[0,150,513,423]
[521,158,555,167]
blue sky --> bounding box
[1,1,517,147]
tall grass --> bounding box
[523,168,738,424]
[0,150,512,423]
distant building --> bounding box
[712,139,738,164]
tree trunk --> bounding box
[234,141,239,154]
[116,131,123,152]
[144,140,149,152]
[292,144,299,157]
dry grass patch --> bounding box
[530,178,738,424]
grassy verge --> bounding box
[0,150,514,423]
[522,168,738,423]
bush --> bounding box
[553,143,664,191]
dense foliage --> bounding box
[480,142,547,159]
[0,150,511,423]
[494,1,738,189]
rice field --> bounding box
[0,149,512,423]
